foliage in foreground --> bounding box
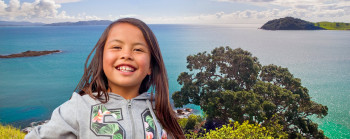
[0,123,26,139]
[178,114,204,133]
[182,118,287,139]
[173,46,329,138]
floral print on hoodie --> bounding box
[90,104,124,139]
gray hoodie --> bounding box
[25,92,169,139]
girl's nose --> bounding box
[120,49,133,60]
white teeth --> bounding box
[117,66,135,72]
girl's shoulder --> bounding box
[70,92,101,105]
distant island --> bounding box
[0,50,61,58]
[45,20,112,26]
[0,21,44,26]
[261,17,350,30]
[260,17,324,30]
[0,20,112,26]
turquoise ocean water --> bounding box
[0,25,349,138]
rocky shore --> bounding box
[21,120,49,134]
[0,50,61,58]
[174,108,193,118]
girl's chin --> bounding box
[110,80,143,88]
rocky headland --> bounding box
[260,17,325,30]
[0,50,61,58]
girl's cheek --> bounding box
[140,54,151,64]
[102,51,116,73]
[140,55,152,71]
[104,51,117,63]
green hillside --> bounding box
[315,22,350,30]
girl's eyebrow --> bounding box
[133,42,147,47]
[107,39,147,47]
[107,39,124,44]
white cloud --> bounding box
[213,0,350,23]
[75,12,101,20]
[0,0,349,24]
[140,11,267,24]
[6,0,20,12]
[119,14,138,18]
[139,6,350,25]
[1,0,61,21]
[0,1,7,13]
[54,0,81,4]
[0,0,100,23]
[217,0,275,2]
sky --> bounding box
[0,0,350,24]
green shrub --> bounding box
[177,114,204,133]
[0,123,26,139]
[178,117,188,130]
[184,120,288,139]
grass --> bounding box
[315,22,350,30]
[0,123,26,139]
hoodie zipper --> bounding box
[127,99,135,139]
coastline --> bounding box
[21,120,49,134]
[1,24,349,138]
[0,50,61,58]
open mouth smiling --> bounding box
[115,65,136,72]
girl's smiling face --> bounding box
[103,23,151,95]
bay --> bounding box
[0,24,349,138]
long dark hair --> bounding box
[75,18,184,138]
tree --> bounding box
[172,46,328,138]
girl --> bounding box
[25,18,185,139]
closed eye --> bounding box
[113,46,122,49]
[134,48,144,52]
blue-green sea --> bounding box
[0,24,349,138]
